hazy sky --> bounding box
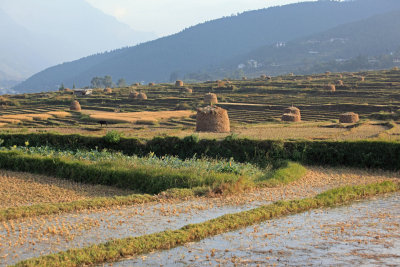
[85,0,314,36]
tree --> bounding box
[91,77,103,88]
[72,83,76,89]
[103,75,113,88]
[59,83,65,90]
[117,78,127,87]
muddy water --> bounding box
[113,193,400,267]
[1,167,398,265]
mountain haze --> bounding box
[14,0,400,93]
[213,8,400,77]
[0,0,156,90]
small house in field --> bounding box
[73,89,93,96]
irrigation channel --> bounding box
[111,193,400,267]
[1,167,399,265]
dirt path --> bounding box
[1,167,399,265]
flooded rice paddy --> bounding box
[112,193,400,267]
[0,167,398,265]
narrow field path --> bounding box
[1,167,399,265]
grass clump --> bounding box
[13,181,400,267]
[0,194,155,222]
[256,161,307,187]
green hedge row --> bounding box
[1,133,399,170]
[0,151,239,194]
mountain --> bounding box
[0,0,156,89]
[214,9,400,77]
[14,0,400,93]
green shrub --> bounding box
[104,130,122,144]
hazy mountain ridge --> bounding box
[13,0,400,93]
[207,8,400,78]
[0,0,156,89]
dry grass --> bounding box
[47,111,72,118]
[0,111,72,124]
[83,110,194,124]
[0,170,135,209]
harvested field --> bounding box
[2,166,399,265]
[82,110,194,124]
[0,170,135,209]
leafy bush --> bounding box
[104,130,122,144]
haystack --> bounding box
[326,84,336,92]
[70,100,81,111]
[204,93,218,104]
[104,88,112,94]
[282,113,301,122]
[181,87,192,93]
[339,112,359,123]
[325,71,331,75]
[175,80,184,87]
[196,106,230,133]
[284,106,301,117]
[360,76,365,82]
[242,77,247,80]
[260,74,267,80]
[217,80,226,87]
[338,74,343,79]
[307,76,313,81]
[148,82,155,86]
[129,91,139,99]
[137,92,147,100]
[133,83,140,86]
[336,80,344,86]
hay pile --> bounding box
[181,87,192,93]
[282,113,301,122]
[282,106,301,122]
[70,100,81,111]
[307,76,313,81]
[359,76,365,82]
[129,91,139,99]
[148,82,155,86]
[326,84,336,92]
[133,83,140,86]
[336,80,344,86]
[339,112,359,123]
[104,88,112,94]
[137,92,147,100]
[217,80,226,87]
[196,106,230,133]
[175,80,184,87]
[204,93,218,104]
[242,77,247,80]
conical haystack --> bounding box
[104,88,112,94]
[148,82,155,86]
[70,100,81,111]
[359,76,365,82]
[282,106,301,122]
[181,87,192,93]
[129,91,139,99]
[204,93,218,104]
[284,106,301,117]
[336,80,344,86]
[339,112,359,123]
[175,80,184,87]
[282,113,301,122]
[326,84,336,92]
[137,92,147,100]
[196,106,230,133]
